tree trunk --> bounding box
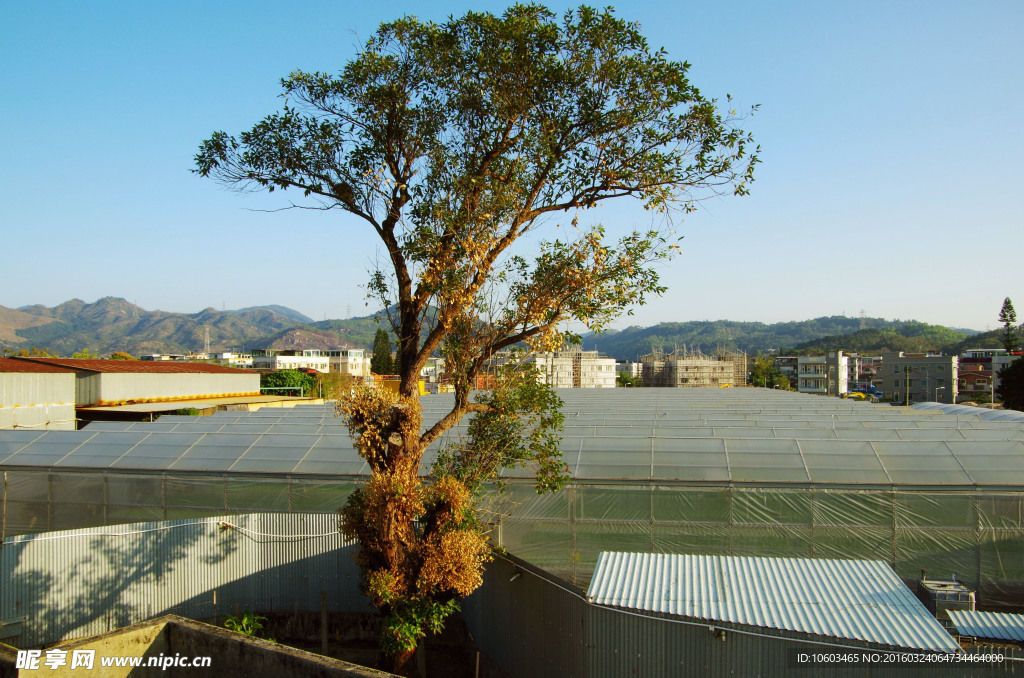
[385,646,419,677]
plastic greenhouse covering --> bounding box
[4,390,1024,607]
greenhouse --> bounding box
[3,389,1024,607]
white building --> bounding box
[615,361,641,382]
[208,352,254,369]
[487,349,617,389]
[531,349,617,388]
[796,356,826,394]
[796,352,850,396]
[251,350,330,373]
[326,349,370,378]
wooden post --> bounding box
[320,590,328,656]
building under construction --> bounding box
[640,348,747,388]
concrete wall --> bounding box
[6,616,396,677]
[76,372,260,406]
[0,373,76,430]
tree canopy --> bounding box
[999,297,1018,353]
[370,327,395,375]
[260,369,315,395]
[196,5,756,672]
[997,358,1024,411]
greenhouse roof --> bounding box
[3,389,1024,487]
[587,552,961,653]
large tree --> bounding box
[370,327,395,375]
[996,358,1024,411]
[196,5,756,672]
[999,297,1018,353]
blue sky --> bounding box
[2,1,1021,333]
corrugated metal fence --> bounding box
[0,513,367,647]
[5,514,1023,676]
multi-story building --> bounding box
[797,356,827,394]
[960,348,1020,393]
[207,352,254,369]
[615,361,642,384]
[531,349,617,388]
[251,349,330,373]
[958,370,995,402]
[797,352,857,396]
[483,349,617,388]
[880,352,958,404]
[641,350,747,388]
[324,349,370,377]
[774,356,799,390]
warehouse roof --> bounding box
[587,552,961,653]
[0,357,76,373]
[10,357,250,374]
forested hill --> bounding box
[583,317,987,361]
[2,300,996,361]
[1,297,310,356]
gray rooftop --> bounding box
[587,551,962,653]
[2,389,1024,487]
[948,610,1024,642]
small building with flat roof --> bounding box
[9,357,260,407]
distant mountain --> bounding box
[1,300,999,361]
[0,305,56,344]
[249,327,359,351]
[3,297,305,356]
[584,316,985,360]
[231,305,314,324]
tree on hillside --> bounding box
[196,5,756,672]
[996,358,1024,411]
[109,352,136,360]
[370,327,395,375]
[999,297,1018,353]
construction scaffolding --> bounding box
[640,348,747,388]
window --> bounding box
[893,366,900,374]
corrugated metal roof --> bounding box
[0,357,76,373]
[948,610,1024,642]
[587,552,961,653]
[11,357,249,374]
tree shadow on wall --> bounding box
[1,518,239,648]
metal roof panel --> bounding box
[587,552,960,653]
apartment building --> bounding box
[485,349,617,388]
[251,349,330,372]
[641,350,747,388]
[797,351,849,396]
[531,349,617,388]
[881,352,958,404]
